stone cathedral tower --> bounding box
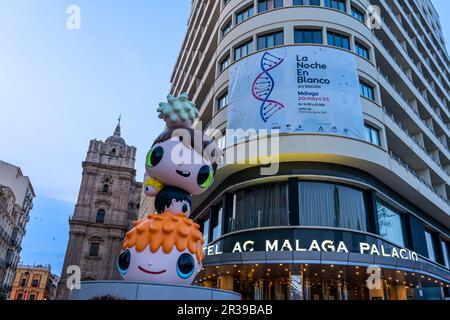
[56,120,142,300]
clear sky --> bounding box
[0,1,449,277]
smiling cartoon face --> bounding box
[145,138,214,196]
[118,213,204,285]
[117,246,201,285]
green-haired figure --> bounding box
[157,92,199,129]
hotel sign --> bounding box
[203,228,419,262]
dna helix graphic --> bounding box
[252,52,286,122]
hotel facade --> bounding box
[170,0,450,300]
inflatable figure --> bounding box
[117,93,218,285]
[117,213,204,284]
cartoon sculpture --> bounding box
[117,93,219,285]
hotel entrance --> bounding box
[195,263,449,300]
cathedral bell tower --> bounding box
[56,119,142,300]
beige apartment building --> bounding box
[170,0,450,300]
[0,161,35,298]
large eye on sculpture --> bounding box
[146,146,164,168]
[117,249,131,275]
[176,253,195,279]
[197,165,213,189]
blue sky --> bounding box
[0,1,449,277]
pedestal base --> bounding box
[69,281,241,300]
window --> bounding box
[217,92,228,111]
[294,29,323,44]
[351,6,365,22]
[257,31,284,50]
[227,183,289,233]
[102,184,109,193]
[89,243,100,257]
[258,0,283,13]
[234,40,253,60]
[29,294,36,300]
[360,80,375,100]
[222,20,232,37]
[96,209,105,224]
[324,0,347,12]
[31,279,39,287]
[20,278,27,287]
[376,200,405,247]
[293,0,320,5]
[236,5,254,24]
[355,41,370,59]
[299,182,368,231]
[425,231,436,262]
[441,240,449,268]
[219,55,230,72]
[16,293,23,300]
[211,205,223,242]
[327,31,350,49]
[364,124,381,146]
[201,218,210,244]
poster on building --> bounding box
[227,46,365,141]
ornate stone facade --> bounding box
[56,121,142,300]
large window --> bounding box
[376,200,405,247]
[234,40,253,60]
[211,204,223,241]
[293,0,320,5]
[327,31,350,49]
[364,124,381,146]
[227,183,289,233]
[299,182,367,231]
[257,31,284,50]
[360,80,375,100]
[200,218,210,245]
[89,243,100,257]
[236,5,254,24]
[222,20,232,38]
[294,29,323,44]
[324,0,347,12]
[96,209,105,224]
[258,0,283,12]
[351,6,365,22]
[441,240,449,268]
[425,231,436,262]
[355,41,370,59]
[219,55,230,72]
[217,92,228,111]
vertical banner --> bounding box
[227,46,365,140]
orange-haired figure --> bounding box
[116,213,205,285]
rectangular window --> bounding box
[201,218,210,244]
[16,293,23,300]
[441,240,449,268]
[29,294,36,301]
[299,181,367,231]
[355,41,370,59]
[31,279,39,287]
[364,124,381,146]
[294,29,323,44]
[217,92,228,111]
[236,5,254,24]
[222,20,232,37]
[324,0,347,12]
[351,6,365,22]
[234,40,253,60]
[360,80,375,100]
[425,231,436,262]
[293,0,320,5]
[376,200,405,247]
[211,205,223,242]
[89,243,100,257]
[219,55,230,72]
[228,183,289,233]
[257,31,284,50]
[20,278,27,287]
[258,0,283,13]
[327,31,350,49]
